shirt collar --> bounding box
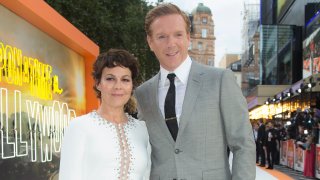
[159,56,192,87]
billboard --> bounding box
[303,27,320,78]
[0,4,87,179]
[316,145,320,178]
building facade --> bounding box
[219,54,241,69]
[227,60,242,87]
[259,25,302,85]
[189,3,215,66]
[241,0,261,97]
[247,0,320,121]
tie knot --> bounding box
[167,73,176,82]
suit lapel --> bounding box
[177,62,203,141]
[148,73,176,146]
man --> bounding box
[252,122,259,163]
[135,3,255,180]
[257,119,266,167]
[265,121,277,169]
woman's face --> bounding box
[97,66,133,110]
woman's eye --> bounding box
[122,79,131,82]
[106,77,114,81]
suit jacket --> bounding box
[135,61,256,180]
[257,124,266,146]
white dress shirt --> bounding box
[253,129,258,141]
[158,56,192,126]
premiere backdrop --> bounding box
[0,4,86,179]
[303,27,320,78]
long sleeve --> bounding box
[219,70,256,180]
[59,119,86,180]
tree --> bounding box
[45,0,159,82]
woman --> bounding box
[59,49,151,180]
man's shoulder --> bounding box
[192,61,221,70]
[137,74,158,89]
[192,61,226,77]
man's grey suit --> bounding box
[135,61,256,180]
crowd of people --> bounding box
[253,105,320,175]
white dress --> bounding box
[59,111,151,180]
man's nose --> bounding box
[167,36,176,47]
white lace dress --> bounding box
[59,111,151,180]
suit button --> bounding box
[175,149,181,154]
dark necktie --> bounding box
[164,73,178,141]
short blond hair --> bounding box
[145,3,191,36]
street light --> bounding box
[307,77,316,89]
[287,89,292,97]
[296,83,304,94]
[272,95,277,103]
[266,98,271,119]
[287,88,293,118]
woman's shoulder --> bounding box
[127,114,147,127]
[68,113,95,128]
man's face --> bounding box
[147,14,190,71]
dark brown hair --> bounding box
[145,3,191,36]
[92,49,139,113]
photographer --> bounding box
[265,121,278,169]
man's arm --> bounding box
[219,69,256,180]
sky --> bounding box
[146,0,245,67]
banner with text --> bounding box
[0,4,86,179]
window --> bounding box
[208,59,214,66]
[232,64,238,70]
[202,17,207,24]
[201,29,207,38]
[198,42,203,50]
